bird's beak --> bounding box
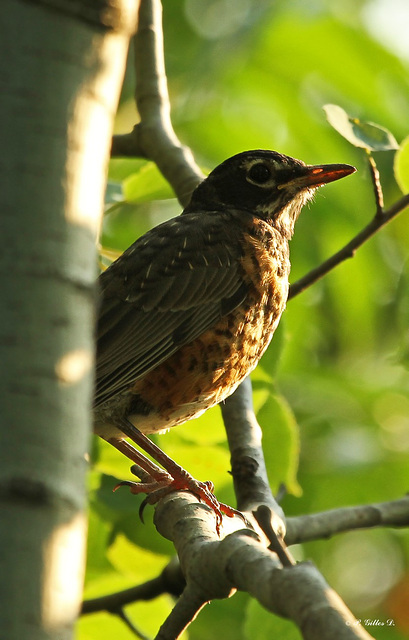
[278,163,356,190]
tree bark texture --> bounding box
[0,1,138,638]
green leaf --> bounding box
[77,611,139,640]
[107,533,168,581]
[123,163,175,203]
[244,599,302,640]
[189,592,249,640]
[256,389,301,496]
[394,135,409,193]
[258,320,287,380]
[108,157,147,181]
[324,104,399,151]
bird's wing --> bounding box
[94,211,248,407]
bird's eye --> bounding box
[247,163,271,185]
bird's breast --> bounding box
[128,227,290,433]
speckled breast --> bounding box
[130,224,290,434]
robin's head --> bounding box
[186,150,355,238]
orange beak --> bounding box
[278,163,356,190]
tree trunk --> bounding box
[0,1,138,637]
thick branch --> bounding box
[82,495,409,623]
[153,492,374,640]
[111,0,203,205]
[221,377,285,535]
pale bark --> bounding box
[0,1,138,638]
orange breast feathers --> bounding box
[130,226,290,431]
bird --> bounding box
[94,149,355,528]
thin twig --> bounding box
[285,495,409,545]
[82,577,166,615]
[117,608,151,640]
[253,505,295,567]
[155,587,208,640]
[289,193,409,299]
[81,559,185,614]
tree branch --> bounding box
[117,608,150,640]
[111,0,204,206]
[153,492,375,640]
[221,377,286,535]
[289,192,409,299]
[155,587,208,640]
[82,557,185,614]
[285,495,409,545]
[81,495,409,628]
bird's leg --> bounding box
[107,437,175,491]
[110,419,246,533]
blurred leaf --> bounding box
[77,611,139,640]
[107,533,167,581]
[115,508,175,557]
[93,437,139,481]
[123,163,175,203]
[95,473,144,516]
[258,320,287,380]
[85,506,116,578]
[158,439,232,492]
[324,104,399,151]
[108,157,147,181]
[244,600,301,640]
[394,135,409,193]
[257,389,301,496]
[126,597,188,640]
[395,259,409,369]
[189,592,249,640]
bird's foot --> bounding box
[116,465,243,535]
[107,423,247,534]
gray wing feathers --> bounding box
[95,212,247,407]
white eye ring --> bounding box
[247,163,271,185]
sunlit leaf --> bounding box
[257,390,301,496]
[394,135,409,193]
[108,157,147,181]
[107,533,168,581]
[123,163,175,203]
[324,104,399,151]
[77,611,139,640]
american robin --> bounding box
[94,149,355,527]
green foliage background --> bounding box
[79,1,409,638]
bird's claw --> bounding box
[115,475,247,535]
